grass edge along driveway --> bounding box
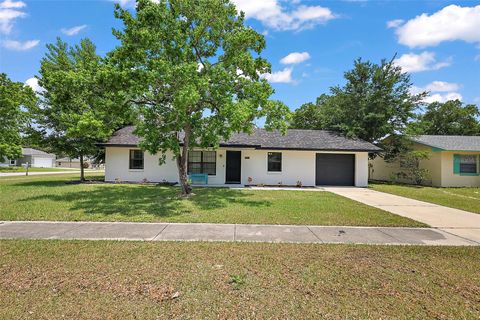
[1,240,479,319]
[371,183,480,214]
[0,174,424,227]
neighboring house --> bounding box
[99,126,380,187]
[56,157,88,169]
[0,158,17,167]
[0,148,56,168]
[370,135,480,187]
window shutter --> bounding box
[453,154,460,174]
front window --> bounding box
[459,155,478,174]
[188,151,216,175]
[129,150,144,170]
[9,160,16,165]
[267,152,282,172]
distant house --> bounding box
[56,157,87,169]
[370,135,480,187]
[0,148,56,168]
[99,126,381,187]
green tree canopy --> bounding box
[408,100,480,135]
[36,38,129,180]
[108,0,290,195]
[0,73,36,162]
[291,58,426,144]
[290,94,329,129]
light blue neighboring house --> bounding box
[0,148,56,168]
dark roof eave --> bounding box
[255,146,381,152]
[98,143,381,152]
[96,143,139,147]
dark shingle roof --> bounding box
[22,148,55,157]
[101,126,381,152]
[411,135,480,152]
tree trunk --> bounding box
[80,154,85,182]
[176,155,191,196]
[176,128,192,196]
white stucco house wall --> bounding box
[100,126,381,187]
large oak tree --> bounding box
[108,0,290,196]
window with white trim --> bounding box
[188,151,216,175]
[267,152,282,172]
[129,150,144,170]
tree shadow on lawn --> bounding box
[19,184,271,220]
[12,176,104,188]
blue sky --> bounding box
[1,0,479,112]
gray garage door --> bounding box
[315,154,355,186]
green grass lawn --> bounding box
[0,166,80,173]
[371,183,480,214]
[0,174,423,226]
[1,240,479,319]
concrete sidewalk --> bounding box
[325,187,480,243]
[0,221,478,246]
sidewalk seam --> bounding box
[306,226,323,243]
[437,228,480,245]
[152,224,169,241]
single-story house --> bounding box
[0,148,56,168]
[56,157,88,169]
[370,135,480,187]
[100,126,380,187]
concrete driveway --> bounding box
[325,187,480,243]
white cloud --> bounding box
[112,0,159,7]
[261,67,293,83]
[394,51,451,73]
[423,92,462,104]
[232,0,337,31]
[111,0,135,6]
[0,6,25,34]
[424,81,460,93]
[475,54,480,62]
[0,0,25,9]
[2,39,39,50]
[25,77,44,93]
[61,24,87,36]
[280,51,310,65]
[411,81,462,103]
[393,5,480,48]
[386,19,403,28]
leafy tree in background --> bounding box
[0,73,36,162]
[291,58,426,145]
[408,100,480,136]
[108,0,290,196]
[36,38,129,181]
[290,94,329,129]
